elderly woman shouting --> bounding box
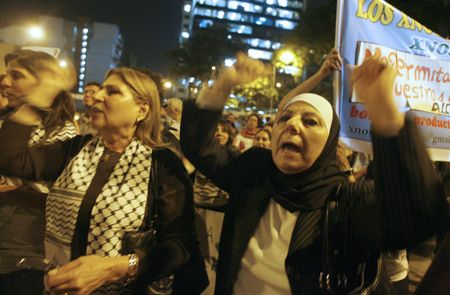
[0,68,207,294]
[180,52,449,295]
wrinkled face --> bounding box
[166,104,181,121]
[83,84,100,108]
[215,124,230,146]
[271,101,329,174]
[0,59,39,107]
[247,115,259,130]
[254,131,271,149]
[90,75,142,134]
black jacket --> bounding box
[0,120,208,294]
[180,100,449,295]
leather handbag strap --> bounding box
[144,151,158,230]
[320,184,344,293]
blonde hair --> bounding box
[105,68,162,148]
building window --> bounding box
[196,8,213,17]
[278,0,288,7]
[278,9,294,19]
[228,1,256,13]
[202,0,226,7]
[266,7,277,16]
[229,24,252,34]
[228,12,241,21]
[254,16,273,26]
[199,19,214,28]
[276,19,295,30]
[184,4,191,12]
[216,10,225,18]
[254,5,263,13]
[272,42,281,49]
[248,49,272,60]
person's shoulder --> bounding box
[238,146,272,168]
[153,147,184,169]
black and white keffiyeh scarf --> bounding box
[0,119,78,191]
[45,137,152,271]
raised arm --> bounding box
[0,120,90,181]
[346,53,449,251]
[181,53,267,190]
[352,52,404,136]
[276,48,342,121]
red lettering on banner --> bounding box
[349,105,372,120]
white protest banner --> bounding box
[335,0,450,161]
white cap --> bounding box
[279,93,333,134]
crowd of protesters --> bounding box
[0,46,448,295]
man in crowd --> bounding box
[164,97,183,139]
[77,81,100,136]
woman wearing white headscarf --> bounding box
[180,52,449,295]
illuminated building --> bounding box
[175,0,305,98]
[74,20,123,93]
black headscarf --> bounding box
[268,104,349,212]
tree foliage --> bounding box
[164,25,248,82]
[232,76,275,110]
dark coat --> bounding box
[181,100,450,295]
[0,120,208,295]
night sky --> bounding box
[0,0,185,76]
[0,0,331,76]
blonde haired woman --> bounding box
[0,67,207,294]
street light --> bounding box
[164,81,172,89]
[280,51,294,64]
[29,27,43,39]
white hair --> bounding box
[166,98,183,112]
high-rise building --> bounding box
[174,0,305,98]
[72,18,123,94]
